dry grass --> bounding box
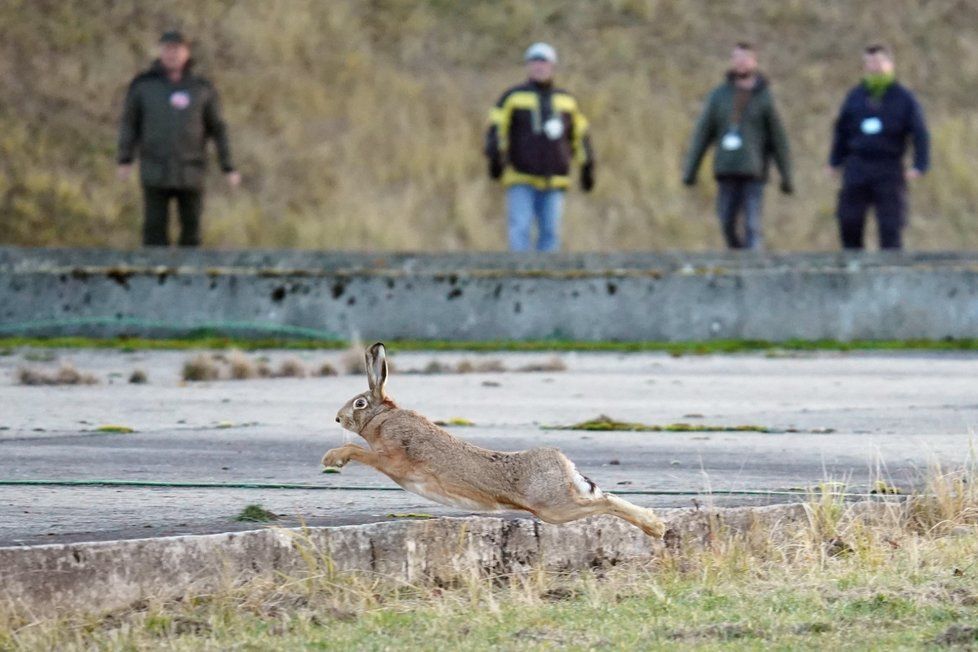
[227,349,258,380]
[339,344,366,375]
[455,358,507,373]
[2,468,977,649]
[275,357,308,378]
[315,361,338,377]
[182,351,320,381]
[516,355,568,373]
[417,358,508,374]
[2,1,977,252]
[181,353,221,382]
[16,363,98,385]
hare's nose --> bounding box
[335,417,341,423]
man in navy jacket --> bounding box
[827,44,929,249]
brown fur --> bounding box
[322,343,665,538]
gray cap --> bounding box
[524,42,557,63]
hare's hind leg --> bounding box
[531,463,666,538]
[600,494,666,538]
[533,494,664,538]
[529,455,666,537]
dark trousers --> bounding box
[836,177,906,249]
[142,186,204,247]
[716,179,765,250]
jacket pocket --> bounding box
[180,159,206,188]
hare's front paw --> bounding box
[321,448,349,469]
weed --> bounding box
[235,504,278,523]
[545,415,769,432]
[434,417,476,427]
[16,364,98,386]
[339,345,365,375]
[516,356,568,373]
[315,362,338,377]
[96,425,134,434]
[227,349,257,380]
[128,369,148,384]
[276,358,308,378]
[181,354,220,382]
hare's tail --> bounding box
[571,467,603,498]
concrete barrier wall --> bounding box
[1,505,821,617]
[2,246,977,341]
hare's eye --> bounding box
[354,398,368,409]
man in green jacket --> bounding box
[117,31,239,247]
[682,42,793,250]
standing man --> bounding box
[117,30,239,247]
[485,42,594,252]
[682,42,793,250]
[827,44,929,250]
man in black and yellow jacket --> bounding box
[485,43,594,252]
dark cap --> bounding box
[159,30,187,45]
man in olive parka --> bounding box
[682,42,793,250]
[117,31,239,246]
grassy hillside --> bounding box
[2,0,977,251]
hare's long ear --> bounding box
[365,342,388,399]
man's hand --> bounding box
[488,155,503,180]
[905,168,922,182]
[117,164,133,182]
[226,171,241,189]
[580,162,595,192]
[824,165,841,180]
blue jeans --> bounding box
[506,184,565,252]
[716,179,765,250]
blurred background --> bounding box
[1,0,977,251]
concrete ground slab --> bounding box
[0,349,976,546]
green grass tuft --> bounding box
[433,417,476,427]
[94,424,134,433]
[234,504,278,523]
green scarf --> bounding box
[864,72,895,100]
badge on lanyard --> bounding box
[860,117,882,135]
[543,116,565,140]
[721,127,743,151]
[169,90,191,110]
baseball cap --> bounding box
[159,30,187,45]
[524,42,557,63]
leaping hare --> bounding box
[322,343,666,538]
